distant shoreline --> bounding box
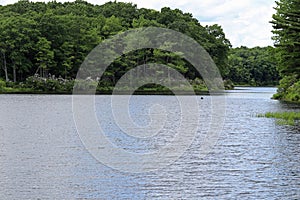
[0,90,211,95]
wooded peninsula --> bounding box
[0,0,299,102]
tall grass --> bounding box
[257,111,300,125]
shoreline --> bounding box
[0,90,211,95]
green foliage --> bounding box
[0,0,231,93]
[271,0,300,102]
[24,75,74,93]
[0,79,6,88]
[273,75,296,99]
[0,0,230,86]
[271,0,300,76]
[228,46,279,86]
[223,79,234,90]
[257,111,300,126]
[205,24,231,77]
[0,78,32,93]
[274,76,300,102]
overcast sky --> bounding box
[0,0,277,47]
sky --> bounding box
[0,0,277,47]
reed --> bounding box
[257,111,300,125]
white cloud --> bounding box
[0,0,277,47]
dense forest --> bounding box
[0,0,296,97]
[270,0,300,102]
[227,46,279,86]
[0,0,231,93]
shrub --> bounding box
[24,75,75,93]
[273,75,300,102]
[0,79,6,88]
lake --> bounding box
[0,87,299,199]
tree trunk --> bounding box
[168,67,170,84]
[13,64,16,82]
[3,51,9,82]
[143,54,147,76]
[40,67,43,77]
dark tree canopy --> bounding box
[0,0,231,83]
[0,0,285,95]
[228,46,279,86]
[271,0,300,76]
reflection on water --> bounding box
[0,87,299,199]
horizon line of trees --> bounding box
[0,0,231,84]
[0,0,280,90]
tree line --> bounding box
[0,0,284,94]
[227,46,279,86]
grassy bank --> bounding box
[257,111,300,125]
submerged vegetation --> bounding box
[257,111,300,126]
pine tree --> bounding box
[271,0,300,76]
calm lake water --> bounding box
[0,87,299,199]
